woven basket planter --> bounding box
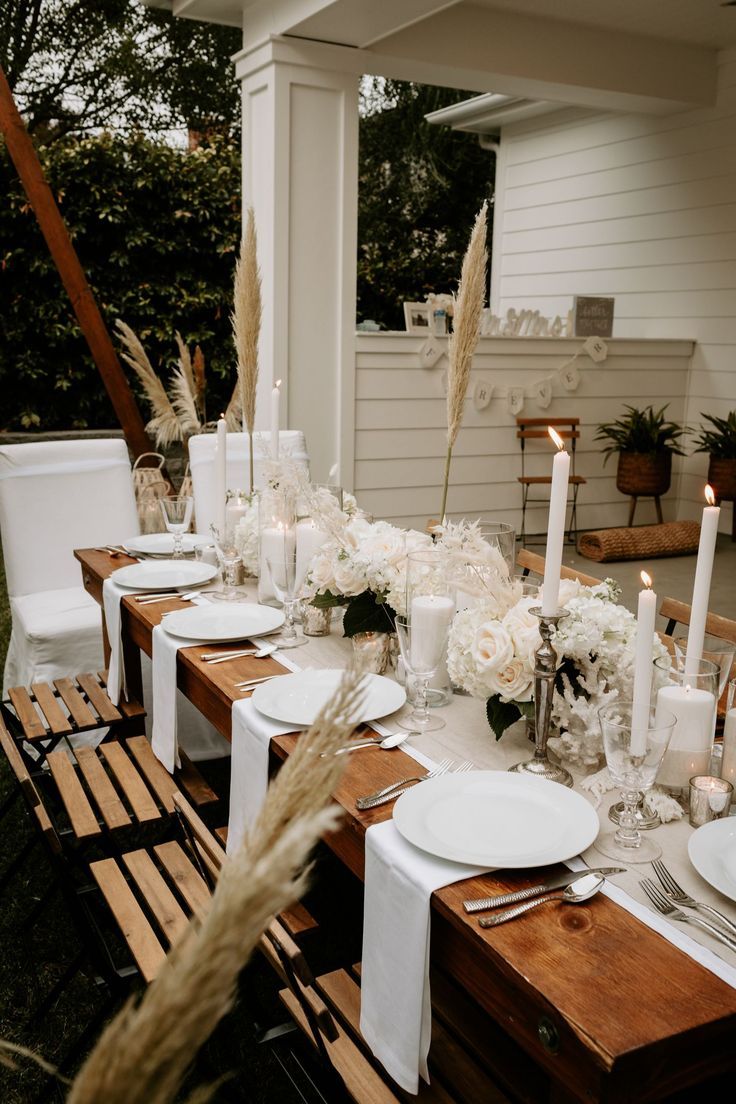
[616,451,672,497]
[707,457,736,501]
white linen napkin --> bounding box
[360,820,490,1094]
[102,576,132,704]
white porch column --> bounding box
[234,38,359,486]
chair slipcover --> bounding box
[0,439,140,694]
[188,430,309,536]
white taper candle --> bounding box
[685,485,720,677]
[541,427,571,616]
[631,571,656,755]
[215,414,227,534]
[270,380,281,460]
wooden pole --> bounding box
[0,65,153,458]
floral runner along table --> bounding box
[75,545,736,1103]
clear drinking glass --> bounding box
[673,634,735,699]
[597,702,676,863]
[407,548,455,707]
[266,554,304,648]
[475,520,516,580]
[159,495,193,559]
[395,613,449,733]
[209,523,243,602]
[654,654,720,790]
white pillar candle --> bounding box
[410,594,455,673]
[295,518,329,593]
[225,493,248,534]
[631,571,656,755]
[541,427,571,616]
[685,485,720,676]
[259,523,296,603]
[655,684,716,789]
[721,710,736,786]
[215,415,227,534]
[270,380,281,460]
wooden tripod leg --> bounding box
[628,497,637,527]
[654,496,663,524]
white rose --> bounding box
[471,621,513,672]
[361,523,407,568]
[502,597,540,665]
[309,552,337,593]
[488,658,534,703]
[333,555,367,596]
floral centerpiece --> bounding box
[448,576,670,768]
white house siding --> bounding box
[490,48,736,532]
[353,334,691,534]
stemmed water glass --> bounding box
[210,523,243,602]
[159,495,193,559]
[395,613,449,733]
[266,554,305,648]
[597,702,676,863]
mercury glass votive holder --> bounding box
[351,631,392,675]
[688,775,734,828]
[301,602,332,637]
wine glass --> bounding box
[159,495,193,559]
[597,702,676,863]
[395,613,449,733]
[266,554,305,648]
[210,523,243,602]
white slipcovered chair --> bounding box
[188,430,309,535]
[0,438,140,692]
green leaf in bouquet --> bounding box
[310,590,347,610]
[342,591,397,637]
[485,695,524,741]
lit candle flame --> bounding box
[548,426,565,451]
[640,570,652,589]
[275,379,282,390]
[220,411,224,418]
[705,484,715,507]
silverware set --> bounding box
[135,590,203,606]
[201,644,277,664]
[355,760,472,810]
[95,545,138,558]
[463,867,624,915]
[640,861,736,952]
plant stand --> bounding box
[627,494,664,527]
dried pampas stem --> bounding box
[116,320,181,448]
[192,344,206,422]
[171,334,203,440]
[440,202,488,521]
[232,206,262,493]
[67,666,365,1104]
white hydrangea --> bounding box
[233,497,260,575]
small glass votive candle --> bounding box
[688,775,734,828]
[351,631,391,675]
[301,602,332,637]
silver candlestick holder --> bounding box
[509,607,573,787]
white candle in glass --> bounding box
[631,571,656,755]
[685,485,720,676]
[225,492,248,533]
[541,427,571,616]
[655,683,716,788]
[295,518,329,592]
[215,415,227,533]
[410,594,455,673]
[722,710,736,785]
[270,379,281,460]
[259,523,296,603]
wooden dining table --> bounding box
[76,546,736,1102]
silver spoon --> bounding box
[202,642,277,663]
[479,873,605,927]
[334,731,413,755]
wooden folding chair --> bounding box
[516,548,602,588]
[517,417,586,546]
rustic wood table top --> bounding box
[76,547,736,1101]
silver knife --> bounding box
[463,867,625,913]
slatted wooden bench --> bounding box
[3,670,146,757]
[43,736,217,842]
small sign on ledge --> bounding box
[573,296,614,338]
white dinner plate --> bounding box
[251,669,406,728]
[112,560,217,591]
[163,602,284,642]
[123,533,211,557]
[688,817,736,903]
[393,771,600,868]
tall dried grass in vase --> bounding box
[66,668,366,1104]
[439,201,488,522]
[231,206,262,494]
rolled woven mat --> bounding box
[577,520,701,563]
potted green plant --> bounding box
[594,404,687,498]
[692,411,736,501]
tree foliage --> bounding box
[0,0,240,140]
[0,133,240,429]
[357,79,494,329]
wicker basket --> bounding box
[707,457,736,501]
[616,451,672,496]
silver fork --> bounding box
[640,878,736,952]
[652,859,736,938]
[356,759,452,810]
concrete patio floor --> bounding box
[562,534,736,626]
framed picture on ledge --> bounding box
[403,302,431,334]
